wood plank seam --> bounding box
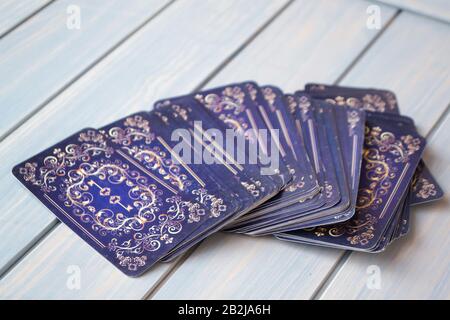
[0,0,177,143]
[0,219,58,279]
[315,42,450,301]
[370,0,450,25]
[308,9,403,298]
[310,251,351,299]
[192,0,296,92]
[139,0,299,298]
[333,8,401,84]
[0,0,178,277]
[0,0,56,40]
[3,0,293,296]
[424,103,450,141]
[143,247,197,300]
[145,0,400,299]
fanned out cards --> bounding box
[13,82,444,276]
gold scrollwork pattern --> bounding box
[325,93,396,113]
[347,110,360,135]
[105,115,190,191]
[365,126,421,163]
[195,87,252,139]
[413,178,438,199]
[305,125,421,247]
[262,87,277,111]
[17,129,227,272]
[107,115,154,146]
[18,130,113,193]
[64,161,161,236]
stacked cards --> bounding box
[276,84,443,251]
[13,82,444,276]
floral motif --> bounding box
[106,115,154,146]
[347,110,360,135]
[245,83,258,101]
[262,87,277,111]
[326,94,388,113]
[328,214,377,246]
[192,188,227,219]
[117,254,147,271]
[365,126,421,163]
[16,129,225,273]
[304,123,420,247]
[297,95,311,122]
[19,131,113,193]
[285,95,298,115]
[196,87,245,115]
[413,178,437,199]
[63,161,161,236]
[124,145,190,191]
[285,180,306,193]
[106,194,201,270]
[383,91,398,111]
[241,181,261,197]
[323,182,334,199]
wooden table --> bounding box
[0,0,449,299]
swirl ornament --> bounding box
[107,115,154,146]
[18,130,113,193]
[262,87,277,111]
[304,123,421,247]
[413,178,437,199]
[195,87,253,140]
[16,129,221,273]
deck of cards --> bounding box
[13,82,444,276]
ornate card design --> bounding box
[285,113,425,250]
[13,129,213,276]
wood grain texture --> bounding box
[340,12,450,135]
[0,0,51,37]
[152,0,397,300]
[154,233,343,300]
[209,0,397,92]
[318,12,450,300]
[0,225,173,299]
[377,0,450,23]
[0,0,170,275]
[0,0,289,298]
[0,0,171,139]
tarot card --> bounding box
[276,111,426,251]
[229,95,352,235]
[305,83,400,114]
[256,85,319,203]
[146,109,253,261]
[12,129,213,276]
[99,112,247,241]
[223,92,331,233]
[283,103,366,230]
[244,82,292,185]
[150,97,281,258]
[191,82,288,191]
[153,95,279,206]
[411,161,444,205]
[228,86,322,227]
[99,112,241,212]
[305,83,442,205]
